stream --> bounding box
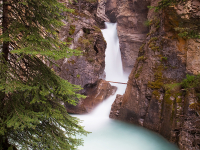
[73,23,179,150]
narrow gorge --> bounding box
[57,0,200,150]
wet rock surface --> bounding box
[65,79,117,114]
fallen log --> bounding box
[107,81,127,84]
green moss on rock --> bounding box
[137,56,147,61]
[135,66,143,79]
[69,25,76,35]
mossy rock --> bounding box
[148,37,158,45]
[139,43,145,52]
[148,65,164,89]
[93,25,101,33]
[69,25,76,35]
[148,79,163,89]
[67,59,76,64]
[152,90,161,101]
[135,66,143,79]
[189,103,200,111]
[87,57,95,62]
[163,83,182,105]
[137,56,147,61]
[76,74,80,78]
[176,96,182,103]
[164,83,181,92]
[66,37,74,44]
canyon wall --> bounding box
[108,0,200,149]
[57,0,200,149]
[106,0,149,73]
[55,0,116,113]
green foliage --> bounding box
[148,0,186,12]
[182,74,200,102]
[181,74,196,89]
[174,27,200,39]
[0,0,88,149]
[66,37,74,43]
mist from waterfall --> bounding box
[73,22,179,150]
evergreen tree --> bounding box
[0,0,88,149]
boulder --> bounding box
[65,79,117,114]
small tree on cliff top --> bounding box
[0,0,88,149]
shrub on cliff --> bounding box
[0,0,88,149]
[182,74,200,102]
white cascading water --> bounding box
[73,23,179,150]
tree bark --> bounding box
[0,1,15,150]
[0,136,17,150]
[2,0,9,61]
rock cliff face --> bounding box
[57,0,200,149]
[109,0,200,149]
[55,0,117,113]
[105,0,149,73]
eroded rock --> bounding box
[65,80,117,114]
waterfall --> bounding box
[73,23,179,150]
[101,23,126,82]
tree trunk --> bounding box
[0,136,17,150]
[0,1,15,150]
[2,0,9,61]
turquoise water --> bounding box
[78,119,179,150]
